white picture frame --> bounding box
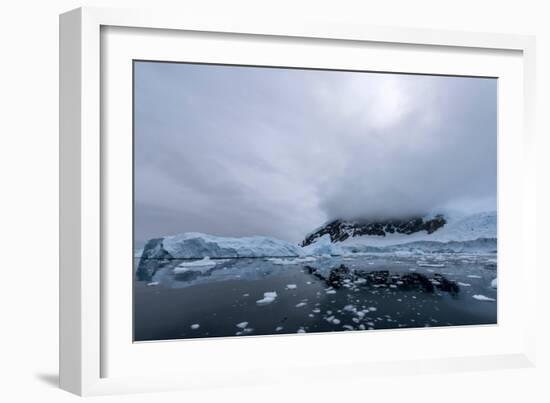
[59,6,537,396]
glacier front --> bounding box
[136,232,305,280]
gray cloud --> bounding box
[134,62,496,247]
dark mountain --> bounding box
[301,215,446,247]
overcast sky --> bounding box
[134,61,496,247]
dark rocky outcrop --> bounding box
[307,263,459,295]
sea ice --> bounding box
[416,261,445,268]
[472,294,496,302]
[491,278,498,288]
[268,257,316,265]
[173,257,220,274]
[190,324,200,329]
[236,321,249,329]
[256,291,278,305]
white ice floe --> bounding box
[173,257,223,274]
[146,281,159,286]
[190,324,200,329]
[256,291,278,305]
[295,302,307,308]
[268,257,316,265]
[491,278,498,288]
[286,284,297,290]
[236,321,249,329]
[467,274,482,279]
[457,282,471,287]
[472,294,496,302]
[297,328,307,333]
[416,261,446,268]
[275,326,284,332]
[332,318,341,325]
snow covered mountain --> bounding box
[302,211,496,251]
[136,212,497,280]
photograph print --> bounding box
[133,61,497,342]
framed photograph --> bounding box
[60,7,537,396]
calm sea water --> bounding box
[133,254,497,341]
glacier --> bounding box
[162,232,305,258]
[136,232,305,280]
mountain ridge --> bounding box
[301,211,496,248]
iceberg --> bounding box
[136,232,305,280]
[162,232,304,259]
[302,234,343,256]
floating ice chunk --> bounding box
[174,257,221,274]
[416,261,445,268]
[368,307,377,312]
[268,257,316,265]
[295,302,307,308]
[343,325,354,330]
[325,289,336,294]
[256,291,278,305]
[286,284,297,290]
[297,328,306,333]
[190,324,200,329]
[467,275,482,279]
[491,278,498,288]
[457,282,471,287]
[332,318,341,325]
[275,326,284,332]
[236,321,249,329]
[146,281,159,286]
[473,294,496,302]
